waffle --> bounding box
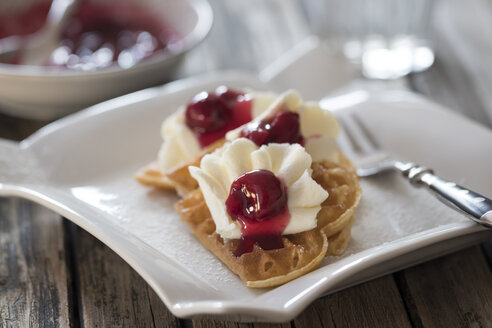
[136,139,225,195]
[175,153,361,287]
[175,189,328,288]
[312,152,362,255]
[135,162,176,189]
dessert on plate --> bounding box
[136,86,278,195]
[170,89,361,287]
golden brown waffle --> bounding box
[175,154,361,287]
[312,152,362,256]
[135,162,175,189]
[136,139,225,195]
[175,189,328,288]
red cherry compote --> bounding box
[0,1,182,68]
[0,2,51,64]
[225,170,290,256]
[185,86,253,148]
[240,111,304,146]
[48,2,181,70]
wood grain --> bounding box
[0,199,73,328]
[480,238,492,268]
[293,276,412,328]
[68,223,182,328]
[190,320,291,328]
[395,246,492,328]
[0,113,48,141]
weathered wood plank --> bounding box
[146,286,188,328]
[395,246,492,328]
[191,320,290,328]
[0,112,48,141]
[69,223,181,328]
[0,198,73,328]
[480,238,492,269]
[293,276,412,328]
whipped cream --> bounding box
[189,139,329,239]
[226,90,340,163]
[158,91,277,174]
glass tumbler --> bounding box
[305,0,435,79]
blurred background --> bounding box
[0,0,491,128]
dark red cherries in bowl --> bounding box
[0,0,213,120]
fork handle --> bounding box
[412,171,492,228]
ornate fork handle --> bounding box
[397,162,492,228]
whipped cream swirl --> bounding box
[226,90,340,163]
[189,139,328,239]
[158,91,278,174]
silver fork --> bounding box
[338,113,492,228]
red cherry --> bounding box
[267,111,303,144]
[215,85,244,107]
[240,111,303,146]
[226,169,290,256]
[226,170,287,222]
[185,92,230,133]
[240,126,269,146]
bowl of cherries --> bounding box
[0,0,213,119]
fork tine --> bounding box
[338,113,376,155]
[338,116,362,154]
[351,114,380,150]
[338,113,393,176]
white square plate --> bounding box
[1,70,492,322]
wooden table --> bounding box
[2,1,492,327]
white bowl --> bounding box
[0,0,213,120]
